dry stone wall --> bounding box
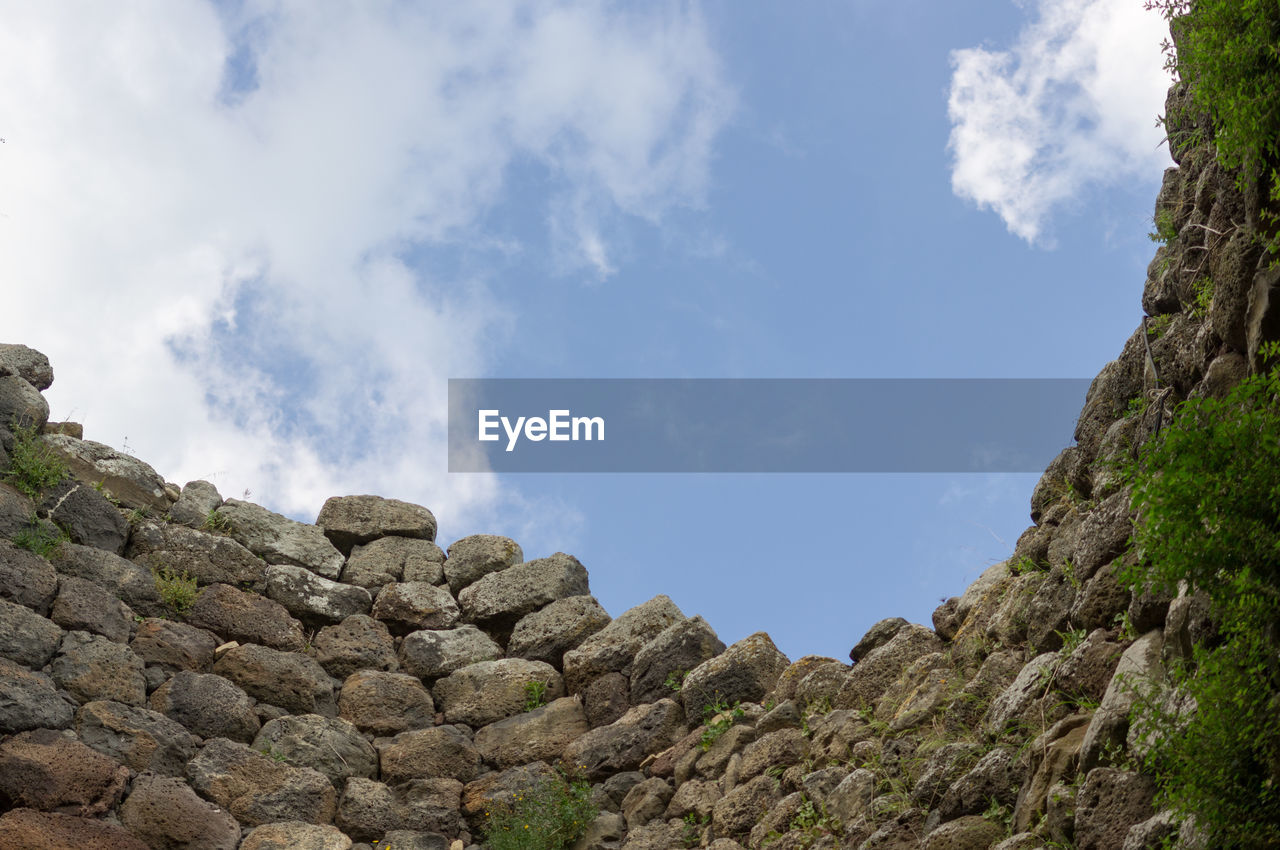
[2,81,1279,850]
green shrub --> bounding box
[523,680,548,712]
[1122,361,1280,845]
[11,516,67,558]
[699,700,745,751]
[2,425,68,499]
[481,772,597,850]
[154,566,199,614]
[201,510,233,534]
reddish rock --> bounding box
[119,773,241,850]
[0,729,129,816]
[0,808,149,850]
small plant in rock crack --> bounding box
[201,509,233,534]
[2,423,68,499]
[154,566,199,614]
[11,515,67,558]
[664,668,688,693]
[699,700,745,751]
[680,812,710,848]
[524,679,549,711]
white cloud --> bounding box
[0,1,731,549]
[947,0,1171,243]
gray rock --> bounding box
[187,736,337,826]
[185,582,307,651]
[371,581,460,634]
[129,617,220,673]
[1012,713,1091,833]
[850,617,909,662]
[433,657,563,727]
[338,669,435,736]
[1069,491,1134,581]
[620,776,674,829]
[682,631,789,719]
[460,761,559,819]
[836,624,942,711]
[37,480,128,554]
[982,652,1060,736]
[241,822,353,850]
[0,375,49,430]
[0,538,58,614]
[665,777,722,820]
[314,614,399,679]
[399,625,502,681]
[1122,810,1179,850]
[0,482,35,541]
[378,725,482,785]
[41,434,169,511]
[443,534,523,593]
[474,695,591,769]
[562,698,686,780]
[343,536,445,588]
[126,519,266,588]
[75,699,196,775]
[921,815,1005,850]
[317,494,437,554]
[217,498,345,579]
[1074,768,1156,850]
[738,727,807,781]
[508,594,612,668]
[338,776,465,842]
[49,574,134,643]
[630,615,725,705]
[0,656,76,731]
[213,642,336,716]
[563,594,685,694]
[711,774,781,836]
[149,670,260,742]
[575,812,628,850]
[253,713,379,789]
[1247,264,1280,369]
[619,820,686,850]
[264,563,373,625]
[774,655,846,703]
[937,747,1019,820]
[583,670,631,728]
[50,630,147,705]
[379,830,450,850]
[0,597,64,667]
[0,344,54,390]
[1080,630,1165,772]
[912,743,982,809]
[119,773,241,850]
[51,542,165,617]
[457,551,590,634]
[168,479,223,527]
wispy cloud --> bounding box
[947,0,1170,244]
[0,2,732,548]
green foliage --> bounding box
[681,812,709,848]
[1148,207,1179,244]
[154,566,199,614]
[201,509,233,534]
[664,668,688,693]
[1122,363,1280,845]
[481,772,597,850]
[11,516,67,558]
[2,425,68,499]
[125,505,151,526]
[1191,276,1215,318]
[699,701,745,751]
[1145,313,1174,340]
[1055,627,1087,655]
[523,680,548,712]
[1009,555,1042,576]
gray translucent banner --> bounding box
[448,379,1090,473]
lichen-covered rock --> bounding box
[0,344,54,389]
[75,699,197,776]
[0,375,49,431]
[0,538,59,614]
[338,669,435,735]
[912,744,981,809]
[620,776,673,829]
[835,624,941,711]
[738,727,807,782]
[1013,713,1091,833]
[41,434,169,511]
[317,494,437,554]
[149,670,261,743]
[253,713,379,789]
[185,582,307,651]
[343,535,445,588]
[50,630,147,706]
[938,747,1020,821]
[460,761,559,818]
[457,552,590,633]
[443,533,523,593]
[508,594,611,668]
[377,725,482,785]
[187,737,337,826]
[562,698,686,780]
[126,519,266,588]
[875,651,953,732]
[0,808,149,850]
[1080,630,1164,771]
[213,642,336,716]
[313,614,398,679]
[583,670,631,728]
[0,657,76,732]
[619,819,686,850]
[240,821,353,850]
[167,479,222,527]
[0,728,129,816]
[774,655,845,704]
[49,575,135,643]
[371,581,460,634]
[0,597,64,667]
[51,543,164,617]
[217,498,345,579]
[337,776,464,842]
[399,625,502,681]
[264,563,373,626]
[982,652,1059,737]
[119,773,241,850]
[474,695,590,769]
[712,773,781,835]
[129,618,220,673]
[433,658,563,727]
[806,708,872,765]
[563,595,684,694]
[37,480,129,554]
[1073,768,1156,850]
[682,631,789,719]
[630,615,724,706]
[922,815,1005,850]
[850,617,909,662]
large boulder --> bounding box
[317,494,437,554]
[149,670,261,743]
[36,480,128,554]
[342,536,445,588]
[433,658,563,727]
[457,552,590,634]
[0,809,148,850]
[377,726,482,785]
[240,822,353,850]
[563,594,685,694]
[167,479,223,527]
[119,773,241,850]
[474,696,591,769]
[0,375,49,431]
[630,615,725,706]
[561,698,686,780]
[49,575,134,644]
[253,713,379,789]
[371,581,460,634]
[126,519,267,588]
[264,563,372,626]
[711,774,782,836]
[337,776,465,842]
[0,344,54,390]
[313,614,399,679]
[681,632,789,719]
[399,625,502,681]
[0,657,76,732]
[75,700,197,776]
[1080,630,1165,771]
[0,728,129,816]
[184,582,307,651]
[443,534,523,593]
[40,434,169,511]
[1073,768,1156,850]
[129,618,220,673]
[213,643,336,716]
[187,737,337,826]
[0,538,58,614]
[338,670,435,736]
[835,623,942,711]
[0,597,64,667]
[50,543,164,617]
[216,499,345,579]
[507,594,612,668]
[49,630,147,706]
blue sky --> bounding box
[0,2,1171,661]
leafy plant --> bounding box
[699,701,745,751]
[481,771,597,850]
[1145,313,1174,340]
[1120,361,1280,845]
[664,668,688,693]
[11,515,67,557]
[1191,276,1215,318]
[154,566,199,614]
[681,812,709,848]
[1148,207,1179,245]
[2,424,68,499]
[201,509,233,534]
[524,680,548,712]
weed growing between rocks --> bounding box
[2,423,67,499]
[201,509,233,534]
[11,515,66,557]
[154,566,199,614]
[699,700,745,751]
[523,680,549,711]
[481,771,597,850]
